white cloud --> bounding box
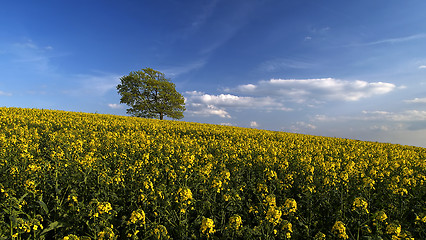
[188,103,231,118]
[315,110,426,123]
[234,78,395,102]
[184,91,291,118]
[362,33,426,46]
[185,78,395,119]
[369,125,393,131]
[360,110,426,122]
[284,121,317,133]
[237,84,256,92]
[0,90,12,96]
[108,103,123,109]
[250,121,259,128]
[419,65,426,69]
[404,97,426,103]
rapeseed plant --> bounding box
[0,107,424,239]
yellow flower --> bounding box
[200,217,216,236]
[97,202,113,215]
[373,210,388,224]
[265,168,277,180]
[282,198,297,215]
[63,234,80,240]
[264,194,276,207]
[352,197,369,214]
[331,221,349,239]
[152,225,168,239]
[221,169,231,181]
[281,220,292,238]
[24,180,36,190]
[177,187,193,204]
[97,227,114,240]
[212,179,223,193]
[223,193,231,202]
[386,222,402,235]
[257,183,268,193]
[129,209,146,225]
[314,232,326,240]
[266,206,282,225]
[228,214,243,230]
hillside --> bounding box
[0,107,425,239]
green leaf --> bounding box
[40,221,62,235]
[18,193,28,202]
[37,200,49,214]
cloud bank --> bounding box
[233,78,395,102]
[0,90,12,96]
[405,97,426,103]
[184,91,291,118]
[185,78,396,118]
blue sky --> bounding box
[1,1,426,147]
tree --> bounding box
[117,68,186,120]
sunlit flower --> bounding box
[97,202,113,215]
[266,206,282,225]
[129,209,146,225]
[63,234,80,240]
[331,221,349,239]
[200,217,215,236]
[228,214,243,230]
[177,187,193,204]
[265,194,276,207]
[386,222,402,235]
[352,197,369,214]
[314,232,326,240]
[152,225,168,239]
[282,198,297,215]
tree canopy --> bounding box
[116,68,185,120]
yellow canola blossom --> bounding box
[0,107,425,239]
[266,206,282,225]
[332,221,349,239]
[281,219,292,239]
[264,194,276,207]
[282,198,297,215]
[228,214,243,230]
[97,202,113,215]
[151,224,169,239]
[201,217,216,236]
[129,209,146,225]
[177,187,193,203]
[352,197,369,214]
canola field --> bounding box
[0,107,425,240]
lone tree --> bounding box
[117,68,185,120]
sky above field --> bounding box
[1,1,426,147]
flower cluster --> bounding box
[200,217,215,237]
[332,221,349,239]
[129,209,146,225]
[0,107,424,239]
[352,197,369,214]
[228,214,243,230]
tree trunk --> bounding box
[160,112,163,120]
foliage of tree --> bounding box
[117,68,185,120]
